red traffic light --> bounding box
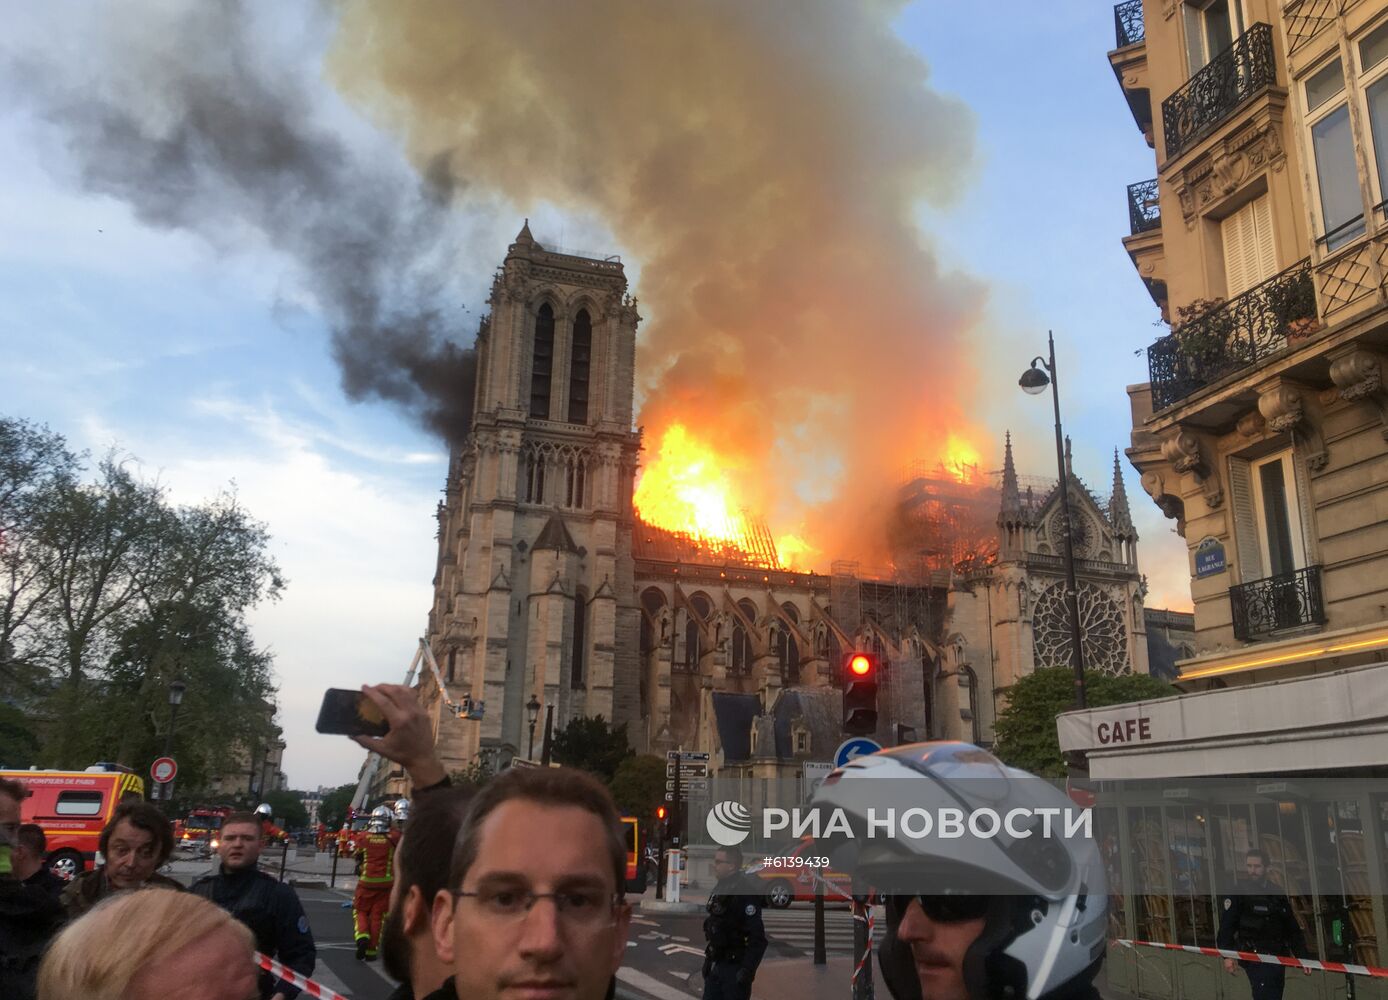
[848,654,872,676]
[656,805,668,821]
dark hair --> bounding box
[450,767,626,896]
[1246,848,1268,863]
[99,802,174,865]
[220,812,263,836]
[398,788,474,905]
[0,777,28,805]
[714,844,743,866]
[18,823,46,855]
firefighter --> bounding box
[352,806,399,961]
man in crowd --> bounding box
[0,777,65,1000]
[1219,848,1311,1000]
[190,811,317,1000]
[13,824,65,899]
[430,766,633,1000]
[701,844,766,1000]
[61,799,182,918]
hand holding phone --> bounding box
[315,688,390,737]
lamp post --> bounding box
[1019,330,1088,709]
[526,695,541,760]
[161,678,187,803]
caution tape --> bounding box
[851,900,876,983]
[256,952,351,1000]
[1114,939,1388,979]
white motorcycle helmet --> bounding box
[368,805,392,833]
[808,742,1107,1000]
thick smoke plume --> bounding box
[330,0,986,564]
[3,0,481,442]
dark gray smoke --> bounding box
[4,0,481,442]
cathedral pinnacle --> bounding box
[1110,449,1135,536]
[999,430,1022,519]
[514,218,535,246]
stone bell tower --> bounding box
[424,223,643,770]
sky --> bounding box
[0,1,1184,790]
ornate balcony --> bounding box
[1128,179,1160,235]
[1162,23,1276,160]
[1230,565,1326,641]
[1114,0,1144,48]
[1147,259,1316,411]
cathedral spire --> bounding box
[514,218,535,246]
[1064,435,1074,478]
[1110,449,1135,536]
[999,431,1022,518]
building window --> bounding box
[522,447,546,504]
[1183,0,1241,74]
[564,454,586,509]
[1359,21,1388,215]
[570,591,587,689]
[1305,58,1367,251]
[682,615,701,674]
[730,624,752,676]
[1220,194,1277,296]
[531,303,555,419]
[1230,449,1307,581]
[795,731,808,754]
[568,309,591,424]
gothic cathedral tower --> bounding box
[425,224,643,769]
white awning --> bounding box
[1056,662,1388,781]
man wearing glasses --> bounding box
[429,765,632,1000]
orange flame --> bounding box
[634,424,744,543]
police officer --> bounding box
[702,845,767,1000]
[1218,849,1310,1000]
[191,811,316,1000]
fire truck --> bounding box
[0,765,145,879]
[177,805,234,854]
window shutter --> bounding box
[1253,194,1277,281]
[1221,195,1277,297]
[1228,457,1264,583]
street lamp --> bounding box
[1019,331,1087,709]
[164,679,187,757]
[526,695,541,760]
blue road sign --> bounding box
[834,737,882,768]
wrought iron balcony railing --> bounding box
[1128,179,1160,235]
[1230,565,1326,641]
[1147,259,1316,411]
[1114,0,1145,48]
[1162,23,1276,159]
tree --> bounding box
[992,667,1178,778]
[608,754,666,824]
[0,702,40,767]
[318,783,357,830]
[549,715,633,781]
[264,789,309,830]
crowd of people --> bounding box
[6,679,1319,1000]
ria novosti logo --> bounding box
[705,801,753,846]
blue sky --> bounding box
[0,2,1186,790]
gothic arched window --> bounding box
[568,308,592,424]
[775,624,800,684]
[730,624,752,676]
[530,303,555,419]
[681,615,701,674]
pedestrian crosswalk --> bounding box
[760,906,886,957]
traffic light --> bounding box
[842,651,879,735]
[655,804,669,839]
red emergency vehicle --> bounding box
[0,766,146,880]
[178,805,234,852]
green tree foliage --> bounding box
[550,715,633,782]
[318,783,357,830]
[0,416,285,785]
[449,761,494,792]
[264,789,310,830]
[992,667,1179,778]
[608,754,666,824]
[0,702,40,768]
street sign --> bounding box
[665,779,708,793]
[802,761,833,798]
[150,757,178,784]
[833,737,881,769]
[664,762,709,779]
[666,750,710,761]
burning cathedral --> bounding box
[412,226,1181,782]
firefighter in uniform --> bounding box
[702,845,767,1000]
[353,805,400,961]
[1218,849,1310,1000]
[191,811,316,1000]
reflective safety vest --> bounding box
[356,831,399,887]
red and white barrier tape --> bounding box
[257,952,351,1000]
[1114,939,1388,979]
[851,901,876,981]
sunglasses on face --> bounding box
[892,894,993,924]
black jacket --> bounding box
[21,865,66,900]
[703,872,768,977]
[190,865,316,999]
[0,879,65,1000]
[1217,878,1308,957]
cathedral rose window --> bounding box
[1031,581,1130,676]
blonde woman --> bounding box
[38,888,259,1000]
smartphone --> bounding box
[315,688,390,737]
